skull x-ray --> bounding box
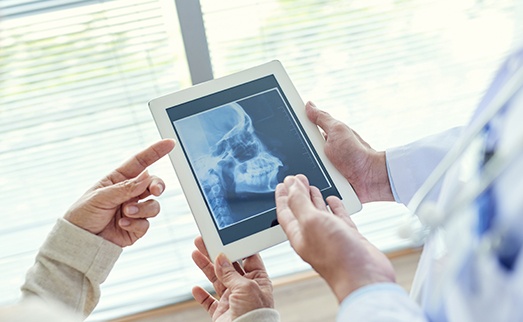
[178,102,283,228]
[171,80,339,244]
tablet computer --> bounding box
[149,60,361,262]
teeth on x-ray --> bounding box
[196,102,283,228]
[234,152,282,193]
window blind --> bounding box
[0,0,196,320]
[1,0,521,321]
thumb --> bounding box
[305,101,336,134]
[215,253,244,291]
[96,170,152,208]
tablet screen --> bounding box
[167,75,341,245]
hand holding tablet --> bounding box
[149,60,361,262]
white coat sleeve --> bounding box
[386,127,463,205]
[20,218,122,318]
[337,283,427,322]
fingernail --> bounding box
[127,205,139,215]
[284,176,296,186]
[156,183,164,194]
[308,101,316,108]
[218,253,231,268]
[120,218,131,227]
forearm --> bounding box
[21,218,121,317]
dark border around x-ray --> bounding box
[167,75,341,245]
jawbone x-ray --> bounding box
[172,82,339,243]
[192,102,283,228]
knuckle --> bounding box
[317,109,331,118]
[331,120,346,132]
[120,179,138,195]
[241,279,259,292]
[144,199,161,215]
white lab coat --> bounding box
[337,48,523,321]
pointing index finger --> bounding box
[111,139,175,181]
[277,176,317,229]
[284,176,316,220]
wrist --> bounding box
[324,256,397,303]
[63,212,85,231]
[361,151,394,203]
[63,211,93,234]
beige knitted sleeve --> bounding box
[233,308,281,322]
[21,218,122,317]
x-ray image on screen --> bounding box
[172,82,336,241]
[175,101,283,229]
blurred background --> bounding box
[1,0,522,320]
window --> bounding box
[1,0,521,320]
[0,0,193,319]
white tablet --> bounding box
[149,60,361,262]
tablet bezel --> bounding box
[149,60,362,262]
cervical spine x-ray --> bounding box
[173,85,334,238]
[175,100,283,229]
[169,75,341,245]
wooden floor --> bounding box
[113,248,421,322]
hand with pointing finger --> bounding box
[63,139,175,247]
